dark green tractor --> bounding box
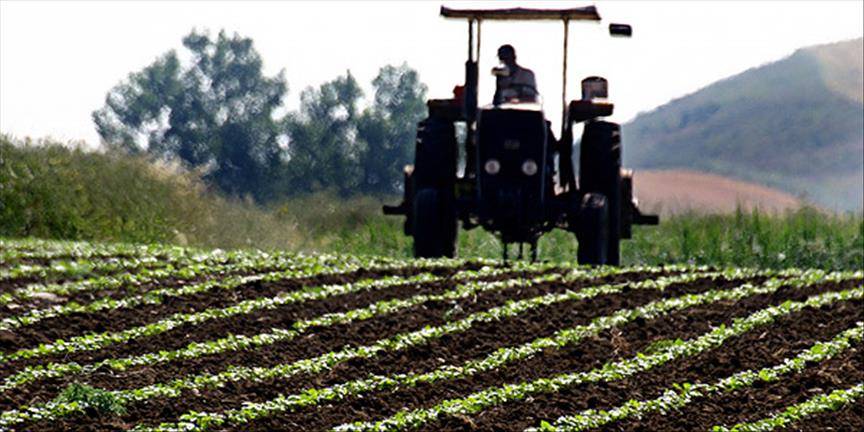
[384,6,658,264]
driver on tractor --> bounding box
[492,44,538,104]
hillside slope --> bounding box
[633,169,804,215]
[624,38,863,210]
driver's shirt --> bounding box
[494,65,538,104]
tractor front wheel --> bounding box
[412,188,457,258]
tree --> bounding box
[282,71,365,195]
[93,30,287,201]
[356,63,427,195]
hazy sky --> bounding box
[1,0,862,146]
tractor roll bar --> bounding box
[442,5,627,161]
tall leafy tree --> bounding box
[356,63,427,195]
[93,30,287,201]
[283,71,364,195]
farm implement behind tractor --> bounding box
[384,5,658,264]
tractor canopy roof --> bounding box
[440,6,601,22]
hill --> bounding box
[624,38,863,211]
[632,169,804,215]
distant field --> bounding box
[633,169,804,215]
[0,238,861,431]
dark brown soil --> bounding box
[0,257,285,317]
[75,271,706,428]
[224,280,854,432]
[16,270,677,430]
[0,264,474,356]
[10,271,861,432]
[612,349,863,431]
[0,265,505,377]
[796,396,864,431]
[419,293,863,431]
[0,267,594,407]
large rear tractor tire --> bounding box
[412,188,457,258]
[577,193,609,266]
[579,121,622,265]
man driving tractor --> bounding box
[492,44,538,104]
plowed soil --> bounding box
[1,256,860,432]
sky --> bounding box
[1,0,862,147]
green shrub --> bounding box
[55,383,126,415]
[0,135,301,250]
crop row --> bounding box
[0,251,361,324]
[712,382,863,432]
[4,264,692,370]
[0,248,444,310]
[108,269,702,400]
[0,249,258,306]
[0,264,640,392]
[1,247,335,289]
[62,270,850,431]
[0,263,550,390]
[0,266,690,426]
[0,250,474,333]
[0,238,191,263]
[327,284,863,432]
[0,256,166,282]
[0,263,504,364]
[529,323,863,431]
[0,241,215,281]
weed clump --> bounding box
[55,383,126,416]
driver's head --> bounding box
[497,44,516,66]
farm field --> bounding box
[0,238,861,431]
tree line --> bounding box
[93,30,427,202]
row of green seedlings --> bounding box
[0,238,195,263]
[0,265,692,426]
[0,261,566,389]
[327,283,863,432]
[0,249,377,317]
[0,250,473,333]
[528,323,864,431]
[712,382,863,432]
[180,271,855,432]
[0,247,465,309]
[0,245,286,284]
[0,253,487,363]
[0,255,176,283]
[0,247,261,294]
[101,269,846,432]
[0,239,442,285]
[0,240,212,280]
[0,248,284,307]
[0,262,645,391]
[0,242,367,289]
[0,268,835,428]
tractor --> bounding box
[384,5,658,264]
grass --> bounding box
[2,135,862,270]
[320,205,863,270]
[0,135,302,250]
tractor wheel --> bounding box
[577,193,609,266]
[413,118,457,190]
[579,121,622,265]
[412,188,457,258]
